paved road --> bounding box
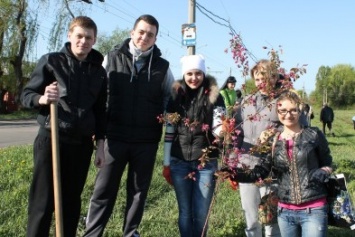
[0,119,38,148]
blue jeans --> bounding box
[170,157,217,237]
[277,205,328,237]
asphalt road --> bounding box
[0,119,38,148]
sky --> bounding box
[31,0,355,94]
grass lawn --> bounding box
[0,109,354,236]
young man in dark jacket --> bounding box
[84,14,174,237]
[21,16,107,237]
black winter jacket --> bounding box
[167,76,225,161]
[320,105,334,123]
[21,42,107,142]
[273,127,332,204]
[105,39,169,143]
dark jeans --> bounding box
[170,157,217,237]
[84,140,158,237]
[322,122,332,134]
[27,133,93,237]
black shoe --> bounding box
[332,133,335,137]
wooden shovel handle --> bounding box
[50,102,64,237]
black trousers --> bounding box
[26,132,93,237]
[322,121,332,134]
[84,140,159,237]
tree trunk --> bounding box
[9,0,26,107]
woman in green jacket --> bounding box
[220,76,237,116]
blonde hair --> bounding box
[250,59,278,81]
[69,16,97,37]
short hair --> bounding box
[276,91,302,107]
[134,14,159,36]
[69,16,98,37]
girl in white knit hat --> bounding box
[162,54,226,237]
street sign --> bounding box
[182,23,196,46]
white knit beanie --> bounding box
[180,54,206,76]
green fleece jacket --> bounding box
[220,88,236,115]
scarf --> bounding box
[128,39,154,82]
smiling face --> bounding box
[68,26,96,61]
[253,70,277,94]
[227,82,236,90]
[184,69,204,89]
[251,60,278,95]
[277,99,301,129]
[131,20,157,52]
[253,71,267,93]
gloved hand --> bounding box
[310,169,330,183]
[228,178,239,190]
[163,166,173,186]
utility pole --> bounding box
[187,0,196,55]
[322,85,328,105]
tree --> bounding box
[314,66,331,106]
[0,0,39,105]
[328,64,355,107]
[94,27,130,56]
[0,0,104,108]
[314,64,355,107]
[47,0,107,52]
[240,77,256,95]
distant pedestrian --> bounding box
[320,103,334,136]
[352,116,355,130]
[0,89,7,113]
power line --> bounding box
[91,1,182,48]
[91,1,134,25]
[28,0,249,77]
[196,2,229,26]
[195,1,258,63]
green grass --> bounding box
[1,109,355,236]
[0,109,37,120]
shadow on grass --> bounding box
[328,226,354,237]
[328,133,355,138]
[328,142,346,146]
